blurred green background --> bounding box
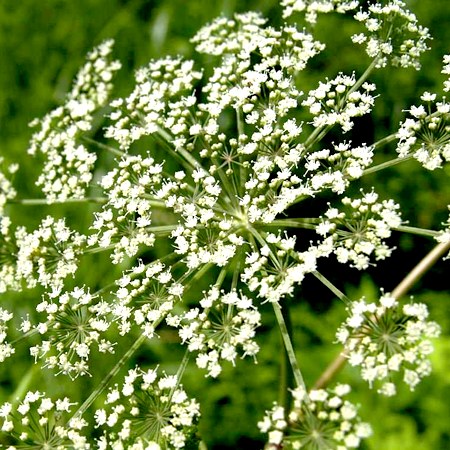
[1,0,450,448]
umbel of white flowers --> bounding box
[0,0,448,449]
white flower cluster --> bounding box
[258,384,372,449]
[27,287,114,378]
[281,0,359,24]
[191,12,268,56]
[89,154,162,263]
[162,171,240,270]
[95,367,200,449]
[193,13,323,144]
[435,206,450,254]
[192,12,323,73]
[0,307,14,363]
[104,56,202,151]
[336,295,441,396]
[241,234,324,302]
[14,216,86,291]
[190,12,324,175]
[305,141,374,188]
[237,136,306,224]
[98,154,244,272]
[0,216,21,292]
[302,74,376,133]
[316,190,402,269]
[0,216,86,293]
[352,0,430,69]
[442,54,450,92]
[169,287,261,377]
[0,157,18,216]
[28,39,121,202]
[0,391,88,449]
[239,137,372,214]
[396,92,450,170]
[112,261,181,337]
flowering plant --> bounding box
[1,0,449,448]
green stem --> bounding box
[278,305,295,412]
[237,107,245,137]
[305,124,333,151]
[393,225,439,238]
[157,126,200,169]
[170,349,190,397]
[231,246,244,291]
[362,154,414,176]
[212,157,241,211]
[263,218,320,230]
[72,332,147,420]
[82,136,126,157]
[140,196,170,208]
[83,244,116,255]
[248,227,282,271]
[9,363,40,409]
[180,262,214,288]
[147,225,182,234]
[215,266,228,290]
[372,132,399,150]
[9,197,108,205]
[346,56,380,97]
[312,271,351,305]
[278,328,289,409]
[272,302,309,403]
[304,124,331,150]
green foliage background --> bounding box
[1,0,450,448]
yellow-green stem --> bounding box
[10,197,108,205]
[312,271,351,305]
[393,225,439,238]
[362,154,414,176]
[82,136,125,157]
[272,302,310,404]
[72,332,148,420]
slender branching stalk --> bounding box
[362,154,414,176]
[272,302,310,404]
[9,197,108,205]
[82,136,126,157]
[312,271,352,305]
[72,332,148,420]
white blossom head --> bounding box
[316,190,401,269]
[172,288,261,378]
[96,367,200,449]
[0,307,14,363]
[0,157,18,216]
[258,384,372,449]
[302,74,376,134]
[14,216,86,290]
[337,296,441,395]
[396,94,450,170]
[28,287,115,379]
[352,0,430,69]
[281,0,359,25]
[28,40,121,202]
[0,391,87,449]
